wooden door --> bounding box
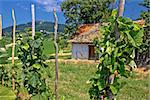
[89,45,95,59]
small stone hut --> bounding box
[69,23,102,60]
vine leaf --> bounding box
[110,85,117,94]
[31,94,47,100]
[32,64,41,69]
[0,86,16,100]
[28,74,39,88]
[129,60,137,68]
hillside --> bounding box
[2,21,65,35]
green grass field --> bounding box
[47,62,150,100]
[43,38,55,56]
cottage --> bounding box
[69,23,102,60]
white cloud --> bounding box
[36,0,65,12]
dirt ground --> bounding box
[46,59,99,64]
[134,65,150,75]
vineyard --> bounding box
[0,0,150,100]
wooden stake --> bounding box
[118,0,125,17]
[12,9,16,90]
[31,4,35,40]
[115,0,125,39]
[0,15,2,40]
[2,66,4,86]
[53,8,59,100]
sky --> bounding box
[0,0,147,28]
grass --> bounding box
[117,73,150,100]
[47,62,150,100]
[48,62,96,100]
[43,38,55,56]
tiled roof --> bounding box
[133,19,145,27]
[69,19,145,43]
[69,23,102,43]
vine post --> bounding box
[109,0,125,99]
[31,4,35,40]
[53,8,59,100]
[118,0,125,17]
[0,15,2,40]
[12,9,16,91]
[115,0,126,39]
[0,15,3,86]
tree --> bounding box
[61,0,113,37]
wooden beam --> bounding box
[31,4,35,39]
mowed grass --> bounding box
[47,62,150,100]
[43,38,55,56]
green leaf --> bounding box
[0,48,6,52]
[106,47,112,55]
[0,86,16,100]
[22,43,29,51]
[31,94,47,100]
[28,74,39,88]
[125,27,144,47]
[33,38,42,48]
[129,60,137,68]
[32,64,41,69]
[110,85,118,94]
[0,54,8,58]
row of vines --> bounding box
[0,6,57,100]
[89,10,144,100]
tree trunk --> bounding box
[53,8,59,100]
[0,15,2,40]
[12,9,16,91]
[118,0,125,17]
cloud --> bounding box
[36,0,65,12]
[16,3,29,10]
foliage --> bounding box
[0,85,16,100]
[89,10,144,99]
[140,0,150,8]
[0,38,12,86]
[0,39,10,64]
[0,37,12,63]
[16,32,52,99]
[58,32,69,51]
[61,0,113,37]
[43,38,55,56]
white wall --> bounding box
[72,43,89,59]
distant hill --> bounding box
[3,21,65,35]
